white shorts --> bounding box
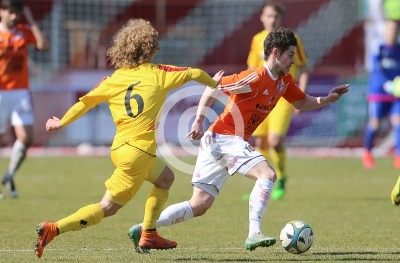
[0,90,34,134]
[192,131,265,197]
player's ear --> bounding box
[272,48,279,57]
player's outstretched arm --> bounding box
[186,86,221,140]
[292,84,349,110]
[186,71,224,140]
[190,69,224,88]
[46,101,91,132]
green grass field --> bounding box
[0,156,399,263]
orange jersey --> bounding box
[0,24,37,90]
[209,64,306,140]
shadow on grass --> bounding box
[344,197,389,202]
[313,251,400,255]
[174,259,266,262]
[173,251,400,262]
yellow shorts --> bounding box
[252,98,293,137]
[105,143,166,206]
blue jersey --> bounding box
[368,43,400,101]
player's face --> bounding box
[0,8,22,29]
[275,46,296,76]
[384,20,399,45]
[260,6,282,31]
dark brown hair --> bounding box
[1,0,24,11]
[264,27,297,58]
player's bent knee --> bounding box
[191,201,212,217]
[189,187,215,217]
[246,160,276,182]
[99,197,123,217]
[101,202,122,217]
[153,166,175,189]
[265,171,277,182]
[268,134,283,148]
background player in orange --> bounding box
[34,19,223,258]
[128,28,348,251]
[247,2,309,200]
[0,0,50,199]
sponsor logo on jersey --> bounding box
[157,65,188,72]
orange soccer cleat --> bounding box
[394,156,400,169]
[362,151,375,169]
[139,230,177,253]
[34,222,58,258]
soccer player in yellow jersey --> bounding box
[34,19,223,258]
[247,2,310,200]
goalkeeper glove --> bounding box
[383,76,400,97]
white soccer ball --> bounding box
[279,220,314,254]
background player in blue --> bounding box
[363,20,400,169]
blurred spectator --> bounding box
[363,20,400,169]
[361,0,386,72]
[362,0,400,72]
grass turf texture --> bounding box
[0,156,399,262]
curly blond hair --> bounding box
[107,19,159,69]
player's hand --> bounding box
[23,6,36,25]
[212,70,224,86]
[383,76,400,97]
[326,84,349,102]
[46,116,62,131]
[186,119,204,140]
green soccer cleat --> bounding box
[127,224,143,253]
[271,177,287,200]
[271,188,285,200]
[391,176,400,206]
[245,233,276,251]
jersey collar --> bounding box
[264,62,278,80]
[0,23,16,33]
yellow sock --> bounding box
[142,187,169,230]
[270,148,286,180]
[57,204,104,234]
[257,147,272,164]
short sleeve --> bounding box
[282,74,306,103]
[219,69,259,94]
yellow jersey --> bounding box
[247,30,307,79]
[79,63,217,155]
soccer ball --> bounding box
[279,220,314,254]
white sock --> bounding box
[7,140,27,177]
[248,179,274,238]
[152,201,194,228]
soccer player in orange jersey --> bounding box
[34,19,223,258]
[0,0,50,199]
[248,2,309,200]
[129,28,348,251]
